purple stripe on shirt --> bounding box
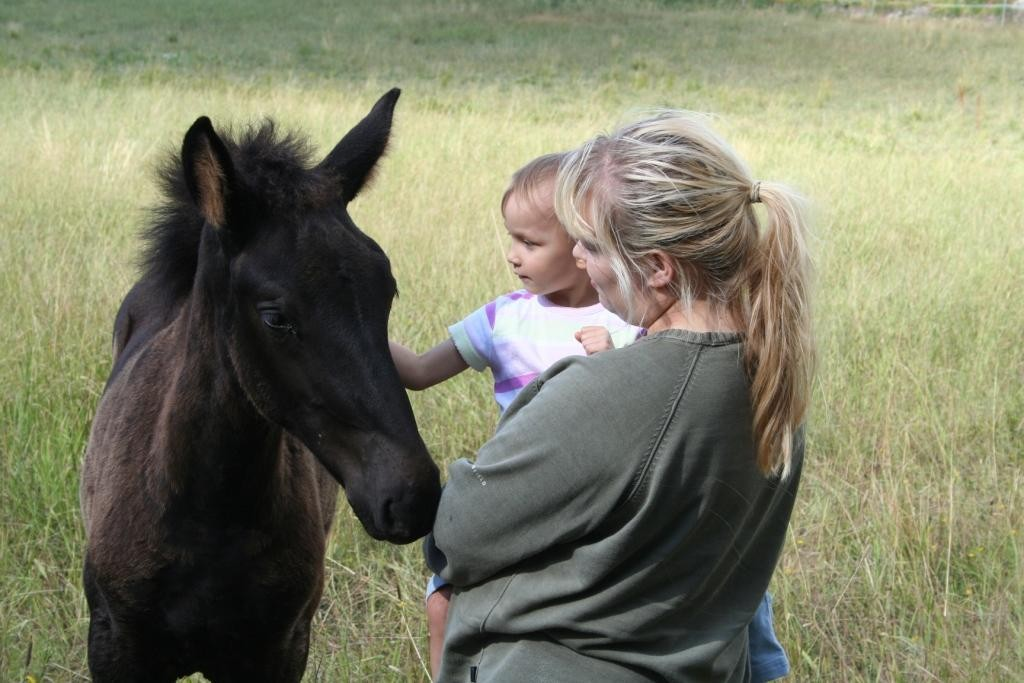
[485,301,497,329]
[493,373,538,394]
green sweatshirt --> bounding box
[424,329,804,682]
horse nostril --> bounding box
[380,495,417,537]
[380,496,398,532]
[376,487,436,543]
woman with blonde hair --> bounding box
[424,111,813,682]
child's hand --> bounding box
[575,326,614,355]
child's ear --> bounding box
[645,251,676,289]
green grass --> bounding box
[2,1,1022,681]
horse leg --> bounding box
[203,624,311,683]
[83,562,176,683]
[279,621,314,683]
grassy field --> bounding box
[1,1,1022,680]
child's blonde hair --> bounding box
[501,152,568,225]
[555,111,814,477]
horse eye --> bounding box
[260,310,293,333]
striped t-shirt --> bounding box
[448,290,643,413]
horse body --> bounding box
[81,90,439,682]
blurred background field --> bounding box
[1,1,1021,680]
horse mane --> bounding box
[139,120,320,303]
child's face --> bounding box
[503,184,590,304]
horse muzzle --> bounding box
[314,430,441,544]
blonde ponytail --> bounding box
[744,182,814,477]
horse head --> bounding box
[179,90,440,543]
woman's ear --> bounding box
[645,250,676,289]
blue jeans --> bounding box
[749,592,790,682]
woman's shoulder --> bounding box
[574,330,747,400]
[538,334,697,398]
[514,329,746,411]
[607,328,742,362]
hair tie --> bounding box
[749,181,762,204]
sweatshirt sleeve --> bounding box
[425,355,646,587]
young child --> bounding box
[390,152,641,677]
[391,152,789,682]
[389,151,642,407]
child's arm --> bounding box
[390,339,469,390]
[575,326,615,356]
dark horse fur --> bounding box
[80,89,440,682]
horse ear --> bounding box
[181,116,235,230]
[319,88,400,203]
